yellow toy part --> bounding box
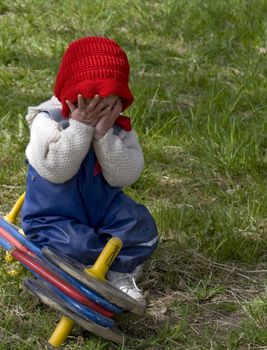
[48,316,75,348]
[4,192,25,224]
[85,237,123,281]
[4,193,26,269]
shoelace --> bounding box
[111,273,142,291]
[132,277,141,292]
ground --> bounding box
[0,1,267,349]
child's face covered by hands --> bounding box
[66,94,122,140]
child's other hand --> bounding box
[66,95,109,126]
[94,99,122,140]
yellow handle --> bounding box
[48,316,75,348]
[4,192,25,224]
[5,193,26,265]
[85,237,123,281]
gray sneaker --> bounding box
[107,266,146,305]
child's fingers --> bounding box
[66,100,76,113]
[98,105,112,118]
[87,95,101,111]
[91,98,110,115]
[110,100,122,118]
[77,95,86,111]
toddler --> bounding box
[21,37,158,305]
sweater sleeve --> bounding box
[26,112,95,183]
[92,127,144,187]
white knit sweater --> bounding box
[25,97,144,186]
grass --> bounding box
[1,0,267,349]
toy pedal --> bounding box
[24,278,124,345]
[42,246,145,315]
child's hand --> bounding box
[94,99,122,140]
[66,95,111,126]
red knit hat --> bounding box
[54,36,134,118]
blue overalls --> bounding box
[21,108,158,273]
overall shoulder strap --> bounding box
[40,107,69,129]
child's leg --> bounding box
[98,193,158,273]
[23,192,158,271]
[23,218,111,265]
[23,193,157,303]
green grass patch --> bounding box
[1,0,267,348]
